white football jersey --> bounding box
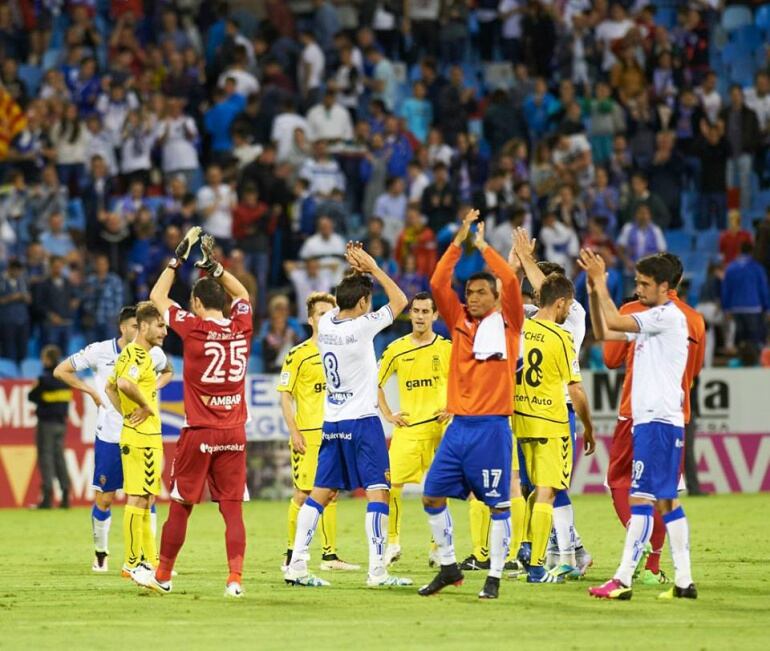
[317,305,394,422]
[69,339,168,443]
[627,302,688,427]
[523,300,585,402]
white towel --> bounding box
[473,311,507,361]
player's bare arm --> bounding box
[578,249,635,338]
[53,359,103,408]
[157,360,174,389]
[512,227,544,291]
[377,386,410,428]
[453,208,478,247]
[104,378,122,414]
[116,378,155,426]
[279,392,307,454]
[567,381,595,455]
[347,242,408,317]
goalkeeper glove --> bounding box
[168,226,202,270]
[194,234,224,278]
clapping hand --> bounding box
[454,208,479,246]
[577,248,607,287]
[345,241,379,274]
[513,227,536,262]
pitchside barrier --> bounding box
[1,369,768,507]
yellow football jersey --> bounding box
[277,339,326,444]
[514,318,581,439]
[377,334,451,439]
[111,342,162,448]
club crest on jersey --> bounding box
[280,372,290,386]
[235,302,250,314]
[432,355,440,371]
[201,394,242,409]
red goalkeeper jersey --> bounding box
[166,298,254,429]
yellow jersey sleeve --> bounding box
[377,339,401,387]
[561,332,582,385]
[277,344,303,394]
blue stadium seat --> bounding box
[655,8,677,30]
[721,5,753,32]
[730,25,762,51]
[19,64,43,97]
[664,230,692,255]
[0,358,19,379]
[231,9,259,38]
[20,358,43,379]
[248,354,264,374]
[756,4,770,35]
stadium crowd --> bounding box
[1,0,770,376]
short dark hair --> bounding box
[118,305,137,325]
[657,252,683,287]
[136,301,162,325]
[539,274,574,307]
[466,272,498,297]
[335,274,373,310]
[537,261,566,276]
[41,344,62,368]
[192,277,227,311]
[740,240,754,255]
[409,291,436,312]
[636,254,674,286]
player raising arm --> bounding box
[133,229,254,599]
[278,292,360,572]
[284,242,412,588]
[581,250,697,601]
[419,209,524,600]
[54,306,171,573]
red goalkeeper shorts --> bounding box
[606,418,634,490]
[169,426,249,503]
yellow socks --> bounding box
[388,486,403,546]
[469,498,490,561]
[320,499,337,557]
[524,490,537,543]
[123,505,145,569]
[287,498,301,551]
[530,502,554,568]
[508,496,526,562]
[142,507,157,565]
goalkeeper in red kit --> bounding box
[133,228,254,598]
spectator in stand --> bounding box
[489,207,527,257]
[362,216,390,257]
[227,249,259,314]
[363,46,397,111]
[550,183,588,235]
[39,212,76,259]
[30,165,69,235]
[196,163,235,248]
[721,241,770,348]
[407,160,431,204]
[720,85,760,214]
[621,171,671,229]
[157,97,201,192]
[120,107,156,186]
[745,71,770,188]
[587,80,626,165]
[80,253,124,341]
[404,0,441,60]
[400,80,433,144]
[648,131,685,229]
[0,259,31,365]
[232,184,273,316]
[426,127,454,168]
[617,203,667,272]
[306,89,354,143]
[373,176,408,247]
[28,345,71,510]
[382,114,413,178]
[218,45,260,97]
[394,205,437,277]
[595,2,635,72]
[204,78,246,157]
[83,113,118,178]
[38,256,79,352]
[695,70,721,125]
[284,258,335,322]
[586,166,619,235]
[693,118,729,230]
[394,251,430,302]
[539,210,580,278]
[261,294,303,373]
[299,215,346,284]
[755,207,770,279]
[421,162,459,234]
[719,210,753,266]
[49,102,89,195]
[299,139,346,199]
[298,28,325,108]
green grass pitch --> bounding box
[1,494,768,650]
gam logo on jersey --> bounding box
[201,394,242,409]
[406,378,433,390]
[313,382,326,393]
